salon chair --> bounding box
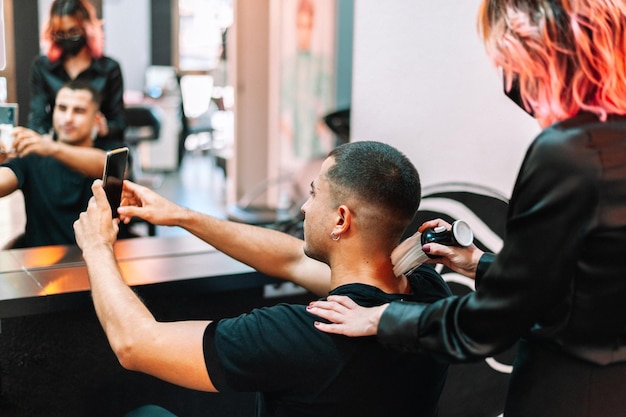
[225,109,346,231]
[322,108,350,147]
[124,105,163,189]
[178,74,217,166]
[225,174,304,227]
[123,105,162,237]
[225,158,323,239]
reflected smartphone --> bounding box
[102,147,129,218]
[0,103,18,126]
[0,103,18,153]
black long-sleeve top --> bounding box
[379,111,626,366]
[28,55,125,149]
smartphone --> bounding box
[0,103,18,126]
[102,147,129,218]
[0,103,18,153]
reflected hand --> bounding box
[418,218,483,279]
[11,128,55,157]
[97,114,109,137]
[307,295,388,337]
[118,180,182,226]
[0,144,10,163]
[74,180,119,251]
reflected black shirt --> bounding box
[3,154,93,247]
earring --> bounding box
[330,231,341,241]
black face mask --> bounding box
[56,36,87,57]
[503,74,535,117]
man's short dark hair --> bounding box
[326,141,421,235]
[60,79,103,107]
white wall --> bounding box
[351,1,540,198]
[103,0,150,92]
[35,0,537,199]
[38,0,52,39]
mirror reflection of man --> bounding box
[0,79,106,248]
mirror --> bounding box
[0,1,5,70]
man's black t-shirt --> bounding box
[203,264,451,417]
[3,154,94,247]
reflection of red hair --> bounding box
[478,0,626,124]
[41,0,104,62]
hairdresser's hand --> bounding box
[117,180,185,226]
[97,113,109,137]
[418,219,484,279]
[307,295,388,337]
[74,180,119,252]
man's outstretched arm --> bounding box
[74,180,217,391]
[12,127,106,178]
[118,180,331,295]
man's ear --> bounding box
[332,205,352,236]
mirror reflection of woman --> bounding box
[29,0,125,149]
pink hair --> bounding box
[41,0,104,62]
[478,0,626,123]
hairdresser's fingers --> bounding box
[420,244,449,268]
[418,218,451,233]
[311,302,388,337]
[422,242,452,258]
[307,296,355,322]
[423,242,483,279]
[327,295,359,309]
[308,295,356,312]
[313,321,355,336]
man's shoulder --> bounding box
[221,303,310,329]
[31,55,51,67]
[6,154,87,180]
[3,153,39,171]
[215,303,328,354]
[92,56,122,73]
[406,264,452,302]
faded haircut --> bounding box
[59,79,103,107]
[325,141,421,237]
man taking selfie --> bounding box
[0,79,107,248]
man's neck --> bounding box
[329,258,410,295]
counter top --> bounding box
[0,234,275,318]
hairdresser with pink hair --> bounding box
[28,0,125,149]
[307,1,626,415]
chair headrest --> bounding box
[124,106,161,141]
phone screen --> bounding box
[102,147,129,218]
[0,103,18,126]
[0,103,18,153]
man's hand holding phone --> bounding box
[102,147,129,218]
[74,180,121,253]
[0,103,18,158]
